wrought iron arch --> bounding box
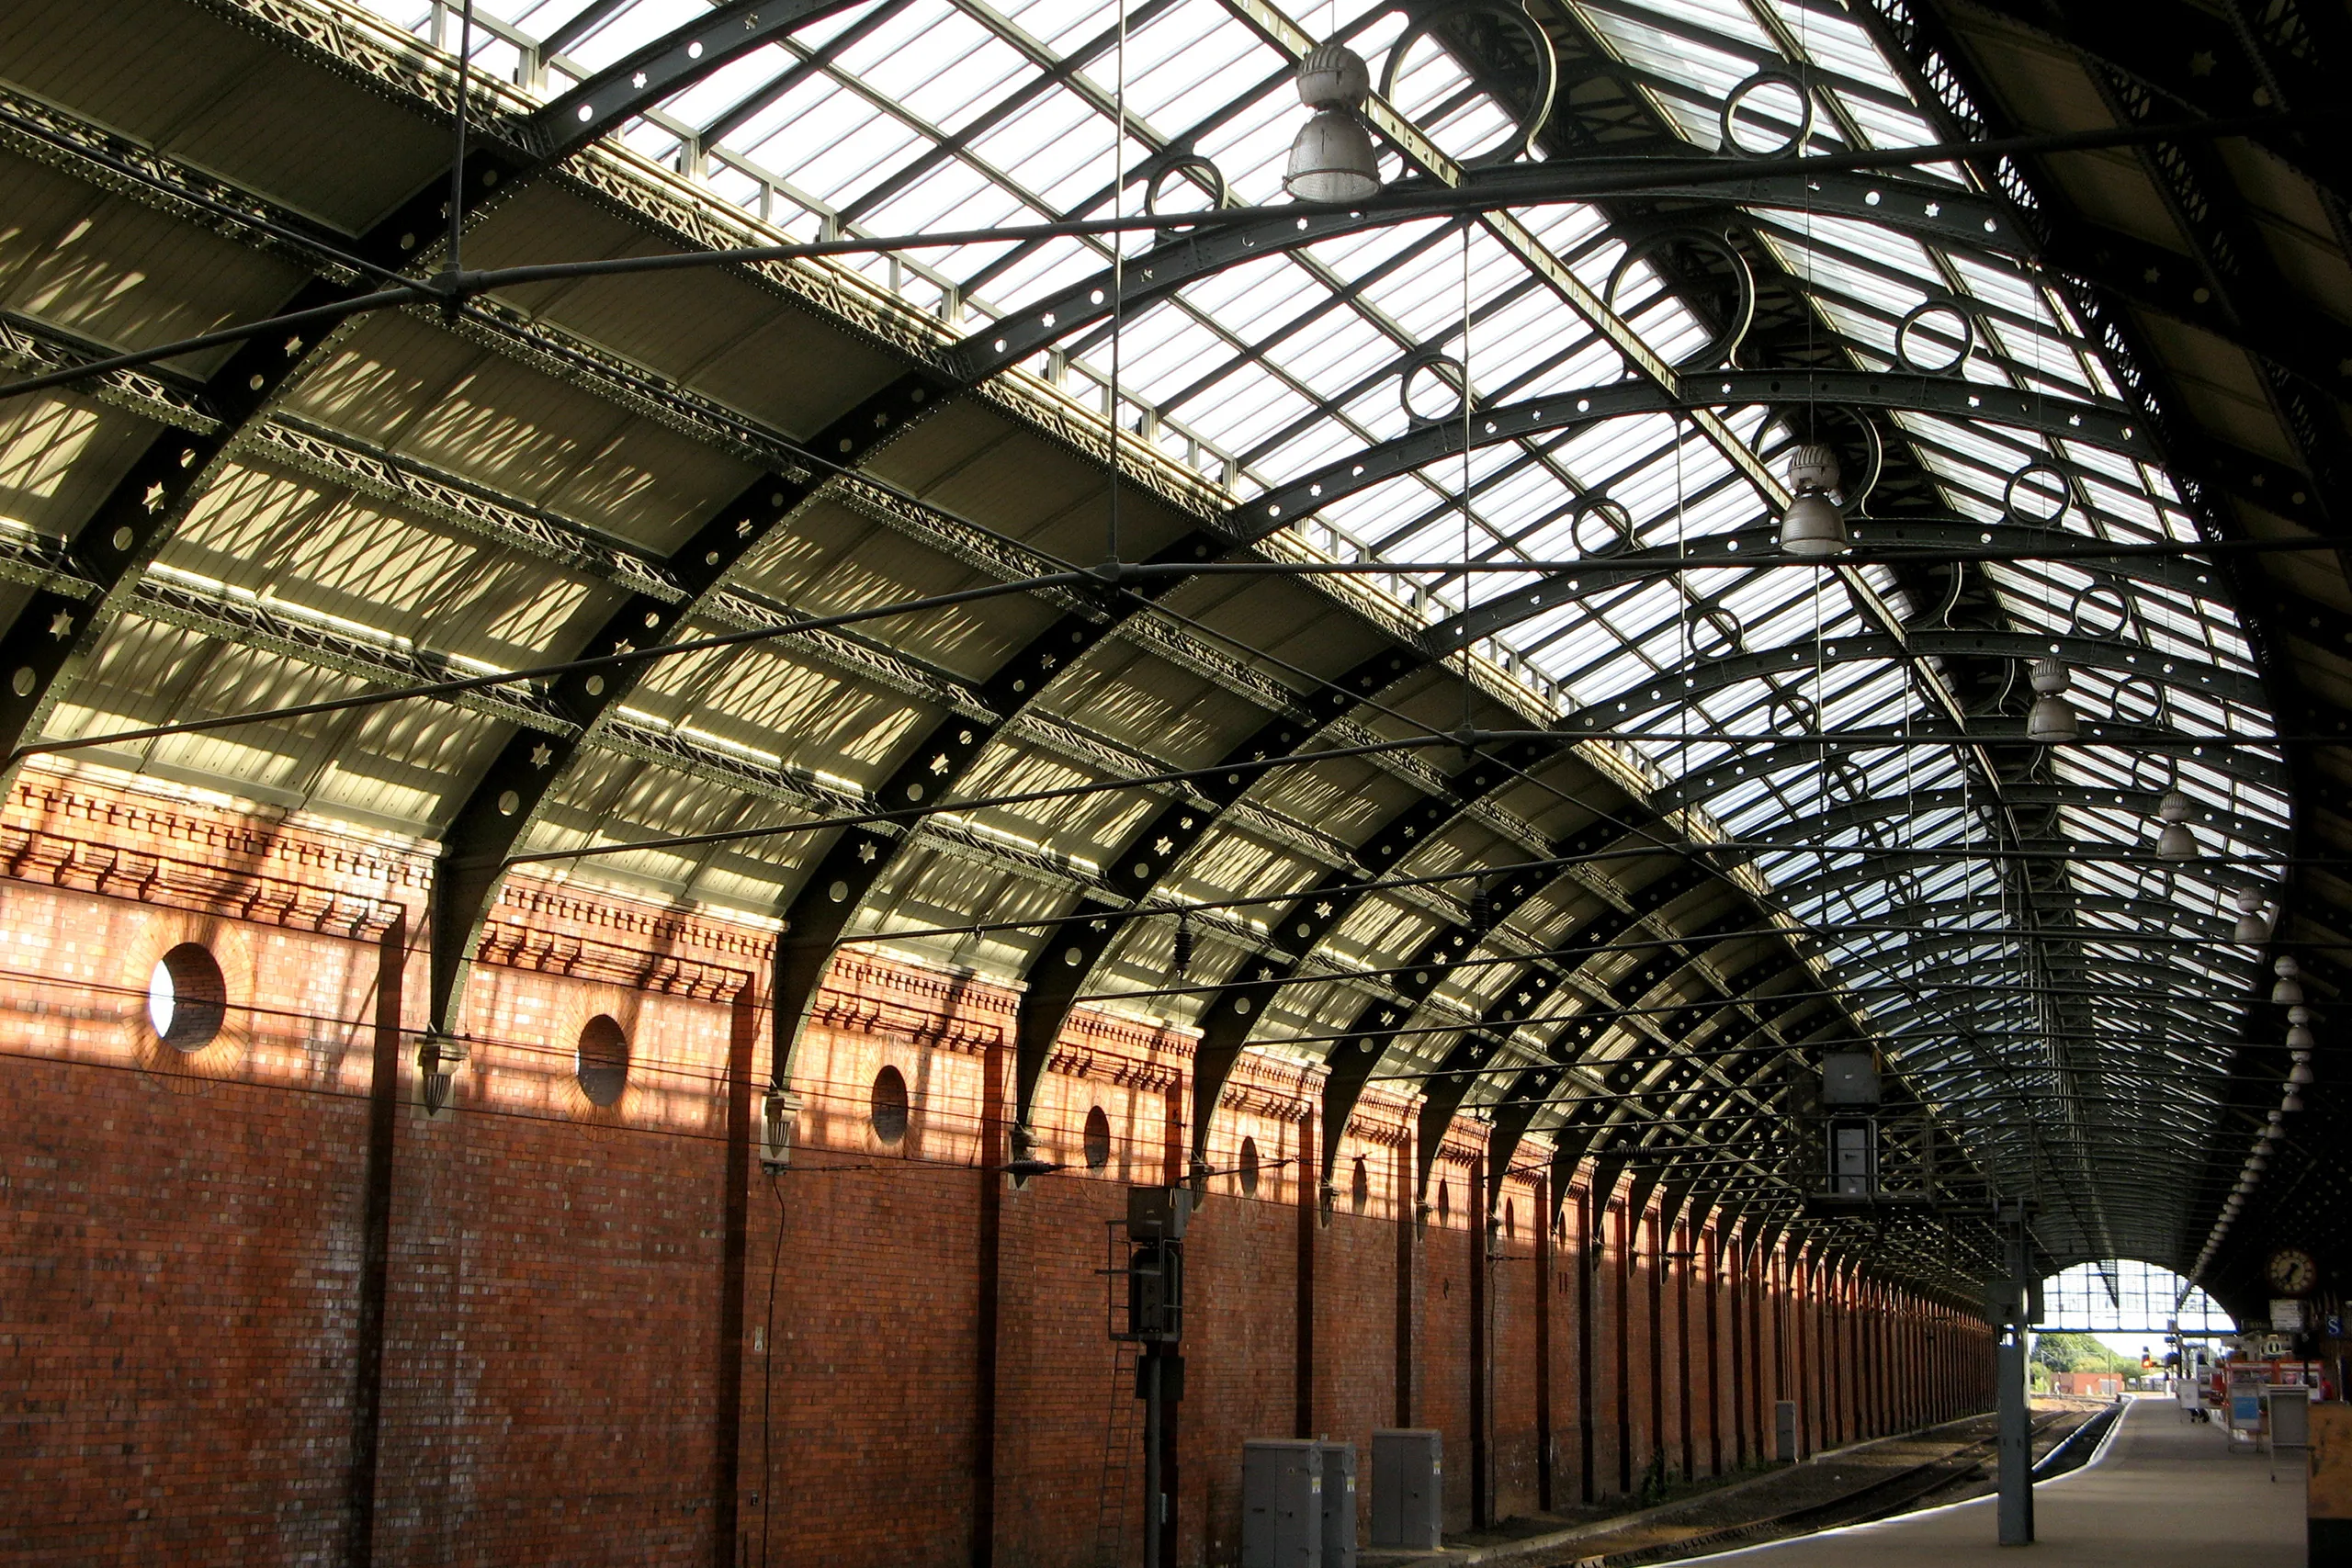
[0,0,866,767]
[946,165,2020,384]
[1440,515,2241,653]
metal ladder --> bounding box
[1091,1339,1142,1568]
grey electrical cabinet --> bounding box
[1369,1428,1442,1550]
[1313,1440,1356,1568]
[1775,1400,1800,1462]
[1242,1439,1323,1568]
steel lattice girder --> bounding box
[1228,368,2154,544]
[1436,516,2240,651]
[0,0,867,768]
[945,165,2018,382]
[1553,629,2259,736]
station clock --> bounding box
[2267,1247,2318,1296]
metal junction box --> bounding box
[1313,1440,1357,1568]
[1242,1439,1323,1568]
[1370,1427,1442,1550]
[1775,1400,1799,1462]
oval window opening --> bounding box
[1437,1180,1451,1226]
[149,942,227,1053]
[1238,1135,1261,1197]
[870,1065,910,1145]
[576,1014,629,1107]
[1351,1156,1370,1213]
[1084,1105,1113,1170]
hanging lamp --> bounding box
[1283,44,1381,202]
[2154,789,2198,861]
[1778,444,1849,556]
[2025,659,2079,742]
[2290,1052,2314,1087]
[2273,955,2304,1006]
[2233,887,2271,944]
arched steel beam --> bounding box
[1841,920,2262,986]
[1720,785,2289,858]
[944,165,2018,382]
[1816,889,2235,944]
[1415,903,1770,1198]
[1770,849,2270,936]
[1438,515,2240,652]
[770,522,1230,1085]
[0,0,863,763]
[1555,629,2260,738]
[1318,835,1702,1185]
[1655,723,2288,805]
[1861,979,2244,1038]
[1487,953,1799,1213]
[1178,732,1564,1171]
[428,370,943,1031]
[1004,645,1469,1145]
[1230,368,2154,541]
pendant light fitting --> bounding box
[1777,444,1849,557]
[1284,44,1382,203]
[2025,658,2079,743]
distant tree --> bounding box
[2030,1331,2127,1374]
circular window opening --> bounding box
[148,942,227,1053]
[576,1014,629,1107]
[1238,1136,1261,1198]
[1351,1156,1370,1213]
[870,1065,910,1145]
[1084,1105,1113,1170]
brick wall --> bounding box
[0,768,1996,1566]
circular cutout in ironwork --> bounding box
[870,1064,910,1145]
[1691,605,1745,660]
[1720,69,1815,158]
[1571,495,1637,558]
[1084,1104,1113,1170]
[2071,582,2130,642]
[1144,153,1227,224]
[148,942,227,1054]
[2110,671,2165,728]
[1604,228,1757,369]
[2003,461,2072,525]
[1768,688,1820,735]
[576,1014,629,1108]
[1895,299,1973,375]
[1399,351,1467,425]
[1823,756,1870,808]
[1378,1,1557,169]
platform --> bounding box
[1694,1394,2304,1566]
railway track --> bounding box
[1549,1408,2100,1568]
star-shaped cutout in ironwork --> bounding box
[1154,836,1173,856]
[929,752,950,774]
[1314,900,1332,918]
[528,742,553,768]
[48,611,72,639]
[856,840,877,863]
[141,482,165,513]
[2188,49,2216,75]
[612,639,635,656]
